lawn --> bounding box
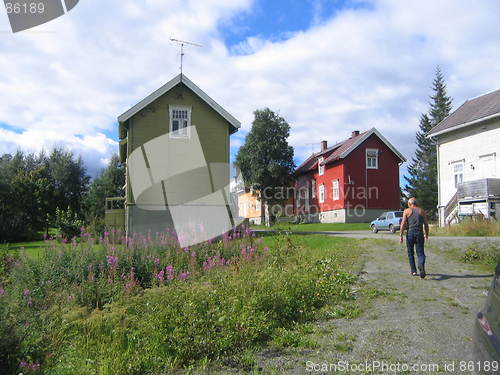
[251,222,370,232]
[0,240,48,259]
[0,230,362,374]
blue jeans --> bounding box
[406,231,425,273]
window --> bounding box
[332,180,339,200]
[394,212,403,218]
[366,149,378,169]
[311,180,316,198]
[387,213,394,219]
[452,161,464,188]
[169,106,191,138]
[319,184,325,203]
[318,157,324,175]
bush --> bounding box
[54,207,85,240]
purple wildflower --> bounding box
[191,251,196,258]
[0,286,4,296]
[156,269,165,282]
[165,265,174,280]
[106,255,118,268]
[154,257,160,265]
[23,288,30,297]
[178,271,190,281]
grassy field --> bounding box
[431,219,500,237]
[251,222,370,232]
[0,231,363,374]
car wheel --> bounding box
[371,225,378,233]
[389,224,396,234]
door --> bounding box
[378,213,387,229]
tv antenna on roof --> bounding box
[170,38,202,75]
[305,143,317,155]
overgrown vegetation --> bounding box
[432,219,500,237]
[0,230,360,374]
[461,243,500,268]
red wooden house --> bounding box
[294,128,406,223]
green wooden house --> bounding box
[106,74,241,245]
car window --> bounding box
[394,212,403,218]
[379,215,386,220]
[387,213,394,219]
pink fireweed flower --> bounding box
[178,271,190,281]
[165,265,174,280]
[106,255,118,268]
[183,247,189,253]
[23,288,30,297]
[156,269,165,282]
[0,286,5,296]
[191,251,196,258]
[154,257,160,265]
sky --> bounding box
[1,0,500,182]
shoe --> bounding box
[411,272,418,276]
[418,264,426,279]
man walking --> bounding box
[400,197,429,278]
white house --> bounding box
[427,89,500,227]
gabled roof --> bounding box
[117,74,241,132]
[427,88,500,137]
[295,128,406,175]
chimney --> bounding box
[321,140,328,151]
[351,130,360,138]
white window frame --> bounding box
[332,179,339,200]
[318,157,324,176]
[311,180,316,198]
[366,148,378,169]
[319,184,325,203]
[169,105,191,139]
[452,160,464,188]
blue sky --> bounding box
[1,0,500,183]
[220,0,370,53]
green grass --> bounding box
[0,240,48,258]
[251,222,370,232]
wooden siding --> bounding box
[125,83,230,204]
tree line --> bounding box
[0,149,124,242]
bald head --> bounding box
[408,197,417,207]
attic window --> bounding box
[169,106,191,138]
[318,157,324,176]
[366,149,378,169]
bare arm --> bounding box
[400,209,408,241]
[421,208,429,239]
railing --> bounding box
[457,178,500,200]
[444,191,458,225]
[105,197,125,211]
[105,197,125,231]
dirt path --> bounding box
[240,238,497,374]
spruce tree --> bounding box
[405,67,452,220]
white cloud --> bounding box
[1,0,500,180]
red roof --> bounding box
[295,130,369,175]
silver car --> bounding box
[370,211,403,234]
